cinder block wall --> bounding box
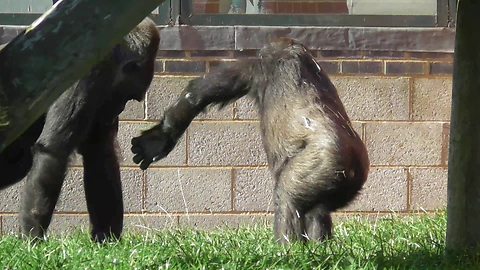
[0,26,454,235]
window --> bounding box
[0,0,455,27]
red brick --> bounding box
[157,50,186,58]
[164,61,206,73]
[430,62,453,75]
[277,2,293,13]
[204,3,219,13]
[233,50,259,58]
[307,2,317,13]
[318,2,348,14]
[386,61,426,75]
[292,2,303,13]
[190,50,231,58]
[364,51,407,59]
[320,50,363,58]
[342,61,382,74]
[262,1,277,13]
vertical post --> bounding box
[446,0,480,250]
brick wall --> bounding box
[0,26,454,235]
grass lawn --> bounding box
[1,212,479,269]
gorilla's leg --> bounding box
[273,188,334,242]
[19,85,92,239]
[273,187,306,242]
[79,119,123,242]
[19,144,71,239]
[270,140,340,243]
[305,206,333,241]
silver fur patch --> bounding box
[302,116,315,131]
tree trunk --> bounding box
[0,0,165,151]
[446,0,480,250]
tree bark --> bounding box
[0,0,165,151]
[446,0,480,250]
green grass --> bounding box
[1,212,479,269]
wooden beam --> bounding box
[0,0,165,151]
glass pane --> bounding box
[192,0,437,15]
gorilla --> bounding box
[130,38,370,242]
[0,2,160,242]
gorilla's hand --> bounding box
[131,123,177,170]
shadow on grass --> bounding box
[374,248,480,270]
[283,246,480,270]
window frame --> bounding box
[0,0,172,26]
[0,0,456,28]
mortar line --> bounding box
[406,167,413,211]
[408,77,415,120]
[185,129,189,165]
[231,168,236,211]
[440,123,450,166]
[142,169,147,212]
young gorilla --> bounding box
[0,12,159,242]
[131,38,370,242]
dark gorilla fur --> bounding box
[0,12,159,242]
[131,38,369,242]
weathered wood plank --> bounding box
[0,0,165,151]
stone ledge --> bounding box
[235,26,455,52]
[0,26,455,52]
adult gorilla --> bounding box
[131,38,370,242]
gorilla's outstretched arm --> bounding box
[132,62,256,170]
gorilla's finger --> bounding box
[131,137,139,145]
[140,159,152,170]
[131,145,141,155]
[133,154,144,164]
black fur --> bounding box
[131,38,369,242]
[0,16,159,242]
